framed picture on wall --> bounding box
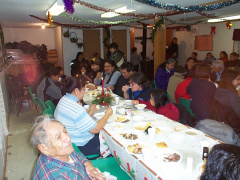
[194,35,213,51]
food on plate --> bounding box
[135,122,151,130]
[96,105,100,110]
[132,111,141,115]
[120,133,138,140]
[127,143,144,154]
[185,131,197,135]
[156,142,168,148]
[156,128,161,134]
[163,153,181,162]
[174,125,187,131]
[121,119,130,123]
[116,115,126,122]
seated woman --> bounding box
[37,66,65,106]
[186,64,216,122]
[155,58,175,91]
[185,57,195,78]
[213,69,240,133]
[94,59,121,88]
[203,52,216,65]
[79,65,93,83]
[122,72,152,106]
[218,51,228,62]
[54,76,113,156]
[148,89,179,121]
[224,52,240,69]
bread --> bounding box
[117,115,126,122]
[174,125,187,131]
[156,142,168,148]
[96,105,100,110]
[156,128,161,134]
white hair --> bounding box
[212,60,224,68]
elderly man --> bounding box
[31,116,105,180]
[212,60,225,83]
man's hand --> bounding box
[96,72,102,79]
[86,166,106,180]
[122,85,129,93]
[132,100,139,105]
[88,104,97,116]
[105,106,113,116]
[107,86,114,91]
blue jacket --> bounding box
[155,67,174,91]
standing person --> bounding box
[54,77,113,156]
[107,62,134,98]
[130,47,141,72]
[70,52,89,76]
[187,64,216,122]
[94,60,121,88]
[155,58,176,91]
[224,52,240,69]
[31,116,105,180]
[167,37,178,59]
[37,66,65,106]
[108,42,124,68]
[218,51,228,62]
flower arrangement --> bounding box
[92,93,113,106]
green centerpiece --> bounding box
[92,93,113,106]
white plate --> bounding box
[132,115,145,122]
[133,122,152,131]
[132,110,143,115]
[125,141,150,155]
[135,104,146,110]
[168,132,185,144]
[155,148,183,163]
[183,129,204,139]
[112,123,124,131]
[115,115,130,123]
[119,130,143,141]
[93,112,105,120]
[123,100,132,105]
[155,127,173,135]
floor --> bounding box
[4,102,38,180]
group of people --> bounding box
[31,39,240,179]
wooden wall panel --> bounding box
[112,30,127,60]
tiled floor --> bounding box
[4,103,38,180]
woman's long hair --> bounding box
[151,89,169,112]
[219,69,240,94]
[63,76,86,93]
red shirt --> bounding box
[218,57,228,62]
[175,77,192,103]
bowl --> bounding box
[168,132,185,144]
[135,104,146,110]
[117,108,125,115]
[132,115,145,122]
[93,112,105,120]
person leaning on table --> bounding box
[31,116,106,180]
[54,76,113,156]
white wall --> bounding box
[135,28,154,60]
[175,21,240,65]
[2,28,55,50]
[62,28,83,76]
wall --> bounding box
[175,21,240,65]
[54,26,63,68]
[2,28,55,50]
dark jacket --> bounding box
[129,87,153,102]
[113,75,129,98]
[155,66,174,91]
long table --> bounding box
[84,91,221,180]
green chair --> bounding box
[72,143,100,160]
[37,97,47,112]
[72,143,131,180]
[42,108,54,116]
[166,92,174,103]
[179,97,195,117]
[27,87,39,117]
[152,80,157,89]
[45,100,56,111]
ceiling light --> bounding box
[222,15,240,20]
[46,1,65,16]
[41,24,46,29]
[101,12,120,18]
[208,19,224,23]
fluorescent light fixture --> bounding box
[101,12,119,18]
[101,4,137,18]
[46,1,65,16]
[208,19,224,23]
[223,15,240,20]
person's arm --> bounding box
[88,104,97,116]
[47,83,62,100]
[83,73,93,83]
[89,106,113,134]
[104,71,121,87]
[84,161,106,180]
[155,68,167,90]
[94,73,102,86]
[122,85,129,99]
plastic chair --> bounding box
[178,97,195,117]
[42,108,54,116]
[45,100,56,111]
[166,92,174,103]
[72,143,100,160]
[152,80,157,89]
[27,86,39,117]
[72,143,131,179]
[37,97,47,112]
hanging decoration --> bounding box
[135,0,240,12]
[211,26,216,35]
[63,29,83,49]
[60,13,149,25]
[103,27,111,49]
[151,17,164,43]
[47,11,53,27]
[63,0,75,14]
[226,21,232,29]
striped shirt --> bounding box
[54,93,97,146]
[32,151,90,180]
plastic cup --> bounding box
[125,107,132,117]
[115,97,119,105]
[89,92,92,99]
[111,106,117,115]
[84,105,89,111]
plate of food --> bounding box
[112,123,124,131]
[125,142,149,155]
[156,148,183,163]
[135,104,146,110]
[155,127,173,135]
[120,130,143,141]
[183,129,204,139]
[123,100,132,105]
[132,110,143,115]
[134,122,151,131]
[115,115,131,123]
[93,112,105,120]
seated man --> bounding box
[31,116,105,180]
[201,144,240,180]
[91,61,103,80]
[212,60,225,83]
[37,66,65,106]
[94,59,121,88]
[107,62,134,98]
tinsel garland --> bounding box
[103,27,111,49]
[60,13,149,25]
[0,25,7,66]
[151,17,164,43]
[135,0,240,12]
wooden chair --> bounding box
[27,86,39,117]
[178,97,195,117]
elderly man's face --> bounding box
[212,65,223,73]
[44,122,73,159]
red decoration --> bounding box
[211,26,216,35]
[47,11,53,27]
[226,21,232,29]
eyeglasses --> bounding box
[104,65,112,68]
[129,82,137,86]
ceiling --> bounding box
[0,0,240,28]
